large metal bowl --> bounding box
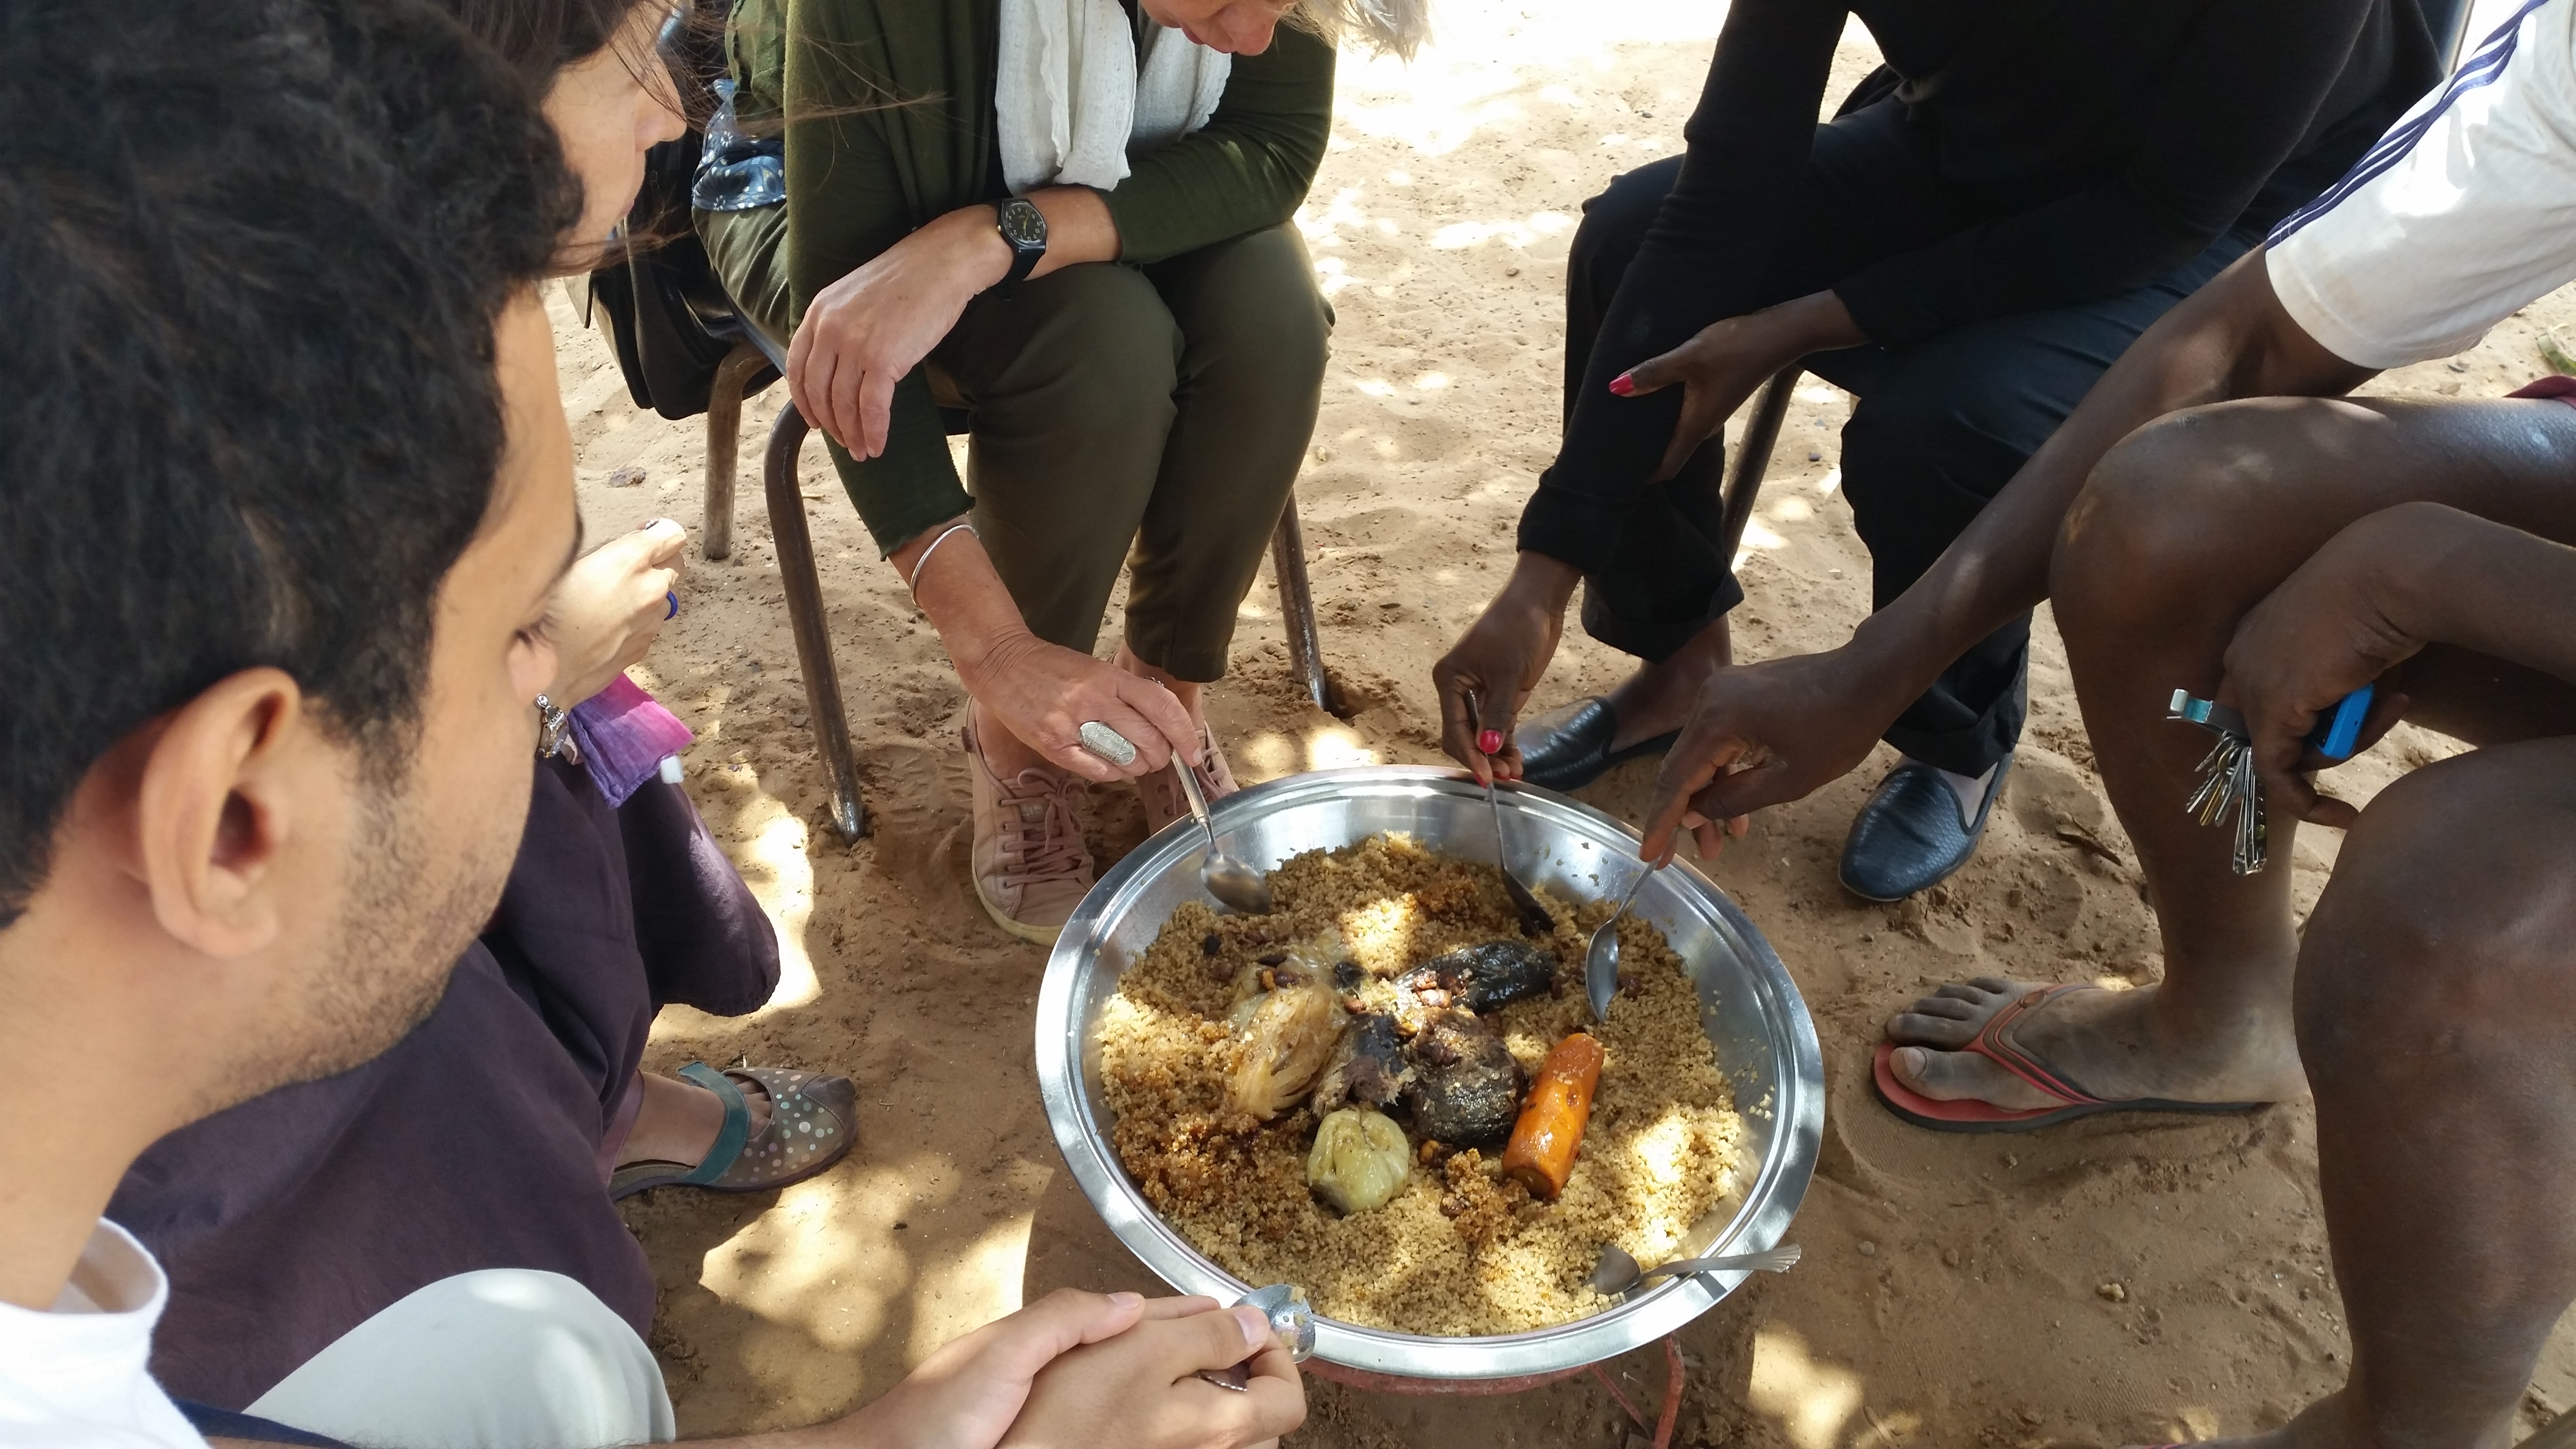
[1034,765,1822,1382]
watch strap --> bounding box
[991,198,1045,295]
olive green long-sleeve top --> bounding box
[733,0,1336,553]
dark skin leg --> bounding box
[1603,614,1733,749]
[1887,396,2576,1107]
[2205,740,2576,1449]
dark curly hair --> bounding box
[0,0,580,924]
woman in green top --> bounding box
[703,0,1417,941]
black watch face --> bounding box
[999,198,1047,248]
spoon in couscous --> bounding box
[1171,757,1274,915]
[1584,849,1671,1020]
[1586,1242,1803,1297]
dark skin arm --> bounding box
[2225,500,2576,827]
[1433,291,1869,785]
[1639,247,2375,859]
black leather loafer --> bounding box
[1837,752,2012,902]
[1513,696,1680,793]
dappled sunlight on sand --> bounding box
[1748,1326,1865,1449]
[904,1216,1038,1362]
[1305,724,1385,770]
[687,1154,1040,1369]
[1329,0,1730,157]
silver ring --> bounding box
[1077,721,1137,766]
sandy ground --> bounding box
[562,2,2576,1443]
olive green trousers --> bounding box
[699,204,1329,682]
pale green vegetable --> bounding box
[1306,1107,1412,1213]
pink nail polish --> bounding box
[1608,372,1636,396]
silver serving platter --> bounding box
[1034,765,1822,1382]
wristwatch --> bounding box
[989,196,1047,298]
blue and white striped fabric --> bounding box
[2267,0,2576,368]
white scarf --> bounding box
[996,0,1232,194]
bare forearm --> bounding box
[1023,186,1116,278]
[889,515,1037,685]
[2373,504,2576,684]
[212,1421,869,1449]
[929,186,1119,290]
[1841,247,2375,702]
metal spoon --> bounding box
[1171,753,1274,915]
[1196,1283,1315,1392]
[1586,1242,1803,1297]
[1079,720,1272,915]
[1465,689,1556,937]
[1584,852,1669,1021]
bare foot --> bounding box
[615,1069,774,1171]
[1883,976,2305,1111]
[1601,615,1731,749]
[2122,1387,2495,1449]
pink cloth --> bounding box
[566,675,694,807]
[2507,374,2576,404]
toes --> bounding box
[1891,1045,2026,1105]
[1939,976,2022,1003]
[1885,1008,1981,1048]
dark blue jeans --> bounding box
[1565,99,2257,777]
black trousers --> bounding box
[1566,98,2256,777]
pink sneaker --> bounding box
[1139,721,1240,837]
[964,725,1095,944]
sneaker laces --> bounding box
[995,768,1086,887]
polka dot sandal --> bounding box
[611,1061,858,1201]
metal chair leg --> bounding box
[1269,488,1332,713]
[701,342,765,561]
[762,405,868,842]
[1716,366,1803,564]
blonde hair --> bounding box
[1292,0,1429,59]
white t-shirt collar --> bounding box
[0,1219,207,1448]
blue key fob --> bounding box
[2306,684,2373,762]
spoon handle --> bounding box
[1640,1244,1802,1280]
[1610,863,1652,917]
[1170,748,1216,849]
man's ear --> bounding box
[128,668,315,959]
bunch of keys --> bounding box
[2167,684,2375,877]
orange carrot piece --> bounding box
[1502,1032,1605,1201]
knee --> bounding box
[1010,266,1181,415]
[1569,158,1682,295]
[1175,227,1330,391]
[2048,403,2287,633]
[2294,748,2576,1089]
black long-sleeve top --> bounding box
[1519,0,2439,575]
